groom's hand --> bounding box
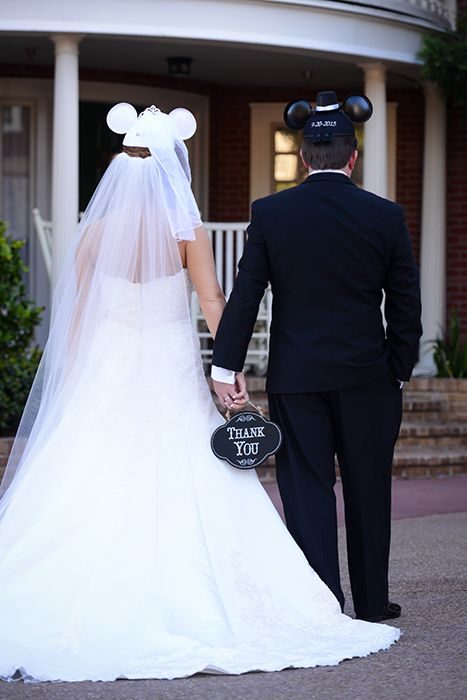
[233,372,249,408]
[213,372,249,411]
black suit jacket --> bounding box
[212,173,422,393]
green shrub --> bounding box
[432,310,467,378]
[0,221,43,436]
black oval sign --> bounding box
[211,412,283,469]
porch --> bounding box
[0,0,455,370]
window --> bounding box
[273,128,307,192]
[0,105,32,260]
[251,102,395,202]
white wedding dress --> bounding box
[0,269,399,682]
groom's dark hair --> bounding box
[301,135,357,170]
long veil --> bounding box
[0,113,202,510]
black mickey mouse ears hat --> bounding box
[284,91,373,144]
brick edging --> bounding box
[409,378,467,392]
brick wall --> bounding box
[209,85,300,221]
[389,88,424,263]
[209,89,252,221]
[446,104,467,333]
[444,0,467,332]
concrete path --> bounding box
[1,480,466,700]
[264,474,467,526]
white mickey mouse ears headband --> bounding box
[106,103,197,147]
[106,103,201,241]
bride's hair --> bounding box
[122,146,151,158]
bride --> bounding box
[0,103,399,683]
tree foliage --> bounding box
[418,14,467,107]
[0,221,43,435]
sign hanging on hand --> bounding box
[211,406,283,469]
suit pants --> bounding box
[268,373,403,617]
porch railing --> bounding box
[32,212,271,373]
[200,223,271,372]
[32,208,52,279]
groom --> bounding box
[211,90,422,622]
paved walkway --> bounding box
[2,478,466,700]
[263,473,467,526]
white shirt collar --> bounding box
[308,169,349,177]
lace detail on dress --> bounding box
[230,550,333,643]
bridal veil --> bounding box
[0,104,202,508]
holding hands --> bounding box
[213,372,249,411]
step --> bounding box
[245,377,467,394]
[402,394,442,415]
[256,446,467,483]
[409,377,467,393]
[243,388,444,407]
[392,446,467,478]
[216,393,446,419]
[397,421,467,447]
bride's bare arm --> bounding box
[185,227,226,338]
[184,228,248,408]
[68,220,103,357]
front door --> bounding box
[0,103,34,281]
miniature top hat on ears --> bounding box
[284,90,372,143]
[106,103,197,147]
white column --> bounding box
[51,34,82,289]
[360,62,388,198]
[415,82,447,376]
